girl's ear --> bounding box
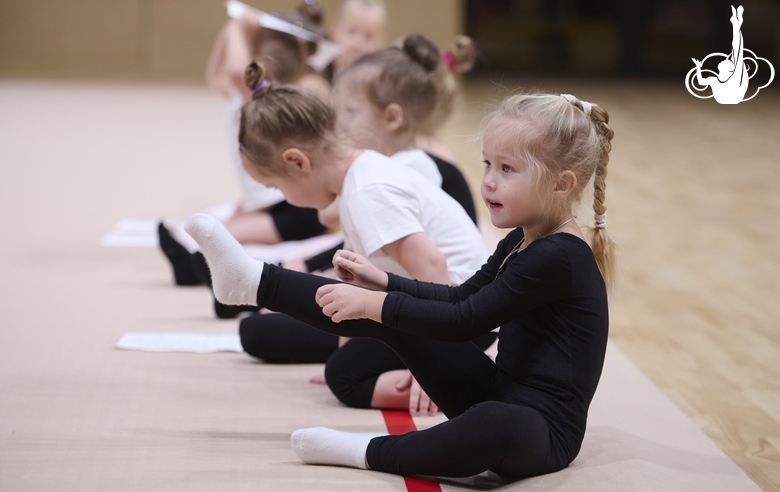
[383,103,405,133]
[553,170,577,197]
[281,148,313,174]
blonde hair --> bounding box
[485,93,617,291]
[238,62,336,175]
[336,34,474,135]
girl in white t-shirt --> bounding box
[232,36,491,415]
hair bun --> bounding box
[244,61,270,97]
[402,35,440,72]
[446,35,475,74]
[296,0,324,27]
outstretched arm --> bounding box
[318,237,568,341]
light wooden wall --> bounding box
[0,0,463,82]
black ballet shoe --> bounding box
[191,251,212,287]
[158,222,199,286]
[213,297,260,319]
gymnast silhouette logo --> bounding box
[685,5,774,104]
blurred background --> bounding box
[1,1,779,491]
[2,0,778,82]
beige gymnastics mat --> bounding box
[0,81,763,491]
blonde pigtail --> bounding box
[588,105,617,293]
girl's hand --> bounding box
[332,250,388,291]
[395,371,439,417]
[315,284,386,323]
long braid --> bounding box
[588,105,616,293]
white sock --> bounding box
[291,427,386,469]
[183,213,263,306]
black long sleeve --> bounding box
[384,228,521,304]
[381,229,576,342]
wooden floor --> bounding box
[0,78,778,491]
[441,77,780,491]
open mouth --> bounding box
[486,199,503,209]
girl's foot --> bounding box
[183,213,263,306]
[213,297,259,319]
[290,427,385,469]
[158,222,200,286]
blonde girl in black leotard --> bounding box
[183,91,616,479]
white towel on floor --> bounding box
[115,332,243,353]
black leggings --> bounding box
[257,264,570,478]
[326,333,498,409]
[239,314,338,363]
[268,201,327,242]
[239,313,497,407]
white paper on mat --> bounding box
[101,219,159,248]
[116,332,244,353]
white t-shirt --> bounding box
[224,92,285,211]
[390,149,442,188]
[339,150,488,284]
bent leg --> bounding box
[239,313,338,363]
[325,332,499,410]
[259,264,498,417]
[325,338,406,408]
[367,401,565,478]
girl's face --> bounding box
[241,155,337,210]
[480,123,545,230]
[333,75,392,152]
[333,3,384,69]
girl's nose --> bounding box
[482,175,496,192]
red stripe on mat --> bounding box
[381,410,442,492]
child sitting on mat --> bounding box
[184,90,616,478]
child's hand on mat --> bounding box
[315,283,386,323]
[332,250,388,291]
[396,371,439,417]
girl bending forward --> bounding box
[184,92,616,478]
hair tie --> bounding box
[560,93,592,117]
[251,79,269,96]
[441,49,457,74]
[594,212,607,228]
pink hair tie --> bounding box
[441,49,457,74]
[251,79,269,95]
